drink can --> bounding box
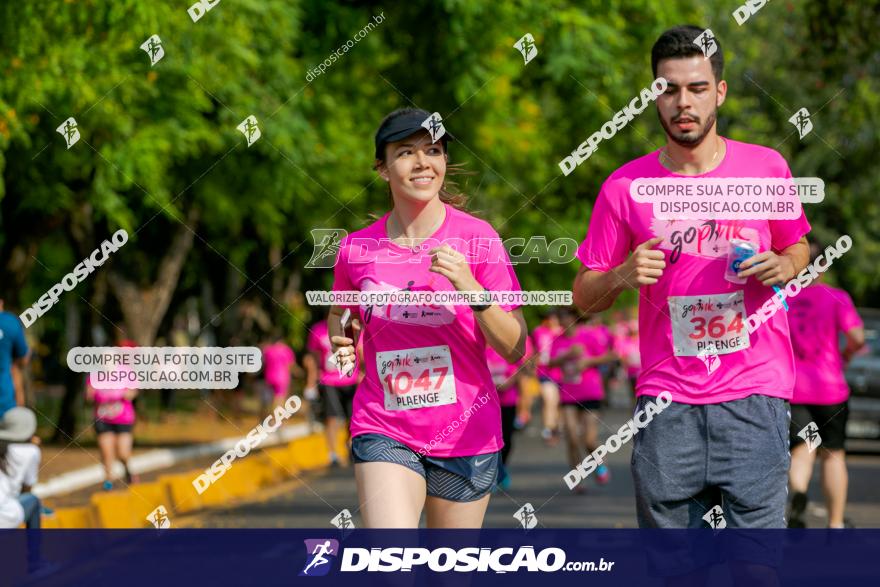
[725,239,758,284]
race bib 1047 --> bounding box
[377,345,457,411]
[668,291,750,357]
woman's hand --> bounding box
[428,245,481,292]
[330,318,361,377]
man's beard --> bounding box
[659,108,718,147]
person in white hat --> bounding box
[0,407,42,529]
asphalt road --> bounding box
[181,407,880,529]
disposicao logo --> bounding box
[301,539,339,576]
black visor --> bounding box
[374,109,453,160]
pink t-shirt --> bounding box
[532,324,563,382]
[588,323,613,351]
[578,138,811,404]
[550,327,605,403]
[614,330,642,377]
[789,284,862,405]
[89,373,135,425]
[262,343,295,386]
[307,320,359,387]
[485,337,534,407]
[332,204,522,457]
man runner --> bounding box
[572,24,810,576]
[0,298,29,417]
[787,243,865,528]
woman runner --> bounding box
[304,319,359,466]
[532,309,563,445]
[549,307,617,492]
[86,364,138,490]
[329,108,527,528]
[486,336,533,490]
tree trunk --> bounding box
[108,208,200,346]
[52,295,86,442]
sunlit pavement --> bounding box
[181,407,880,529]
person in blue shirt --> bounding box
[0,298,29,417]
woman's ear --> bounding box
[376,160,390,182]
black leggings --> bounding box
[501,405,517,465]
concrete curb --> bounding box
[34,422,312,499]
[39,425,348,528]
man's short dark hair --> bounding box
[651,25,724,82]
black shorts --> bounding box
[560,400,602,411]
[95,421,133,435]
[351,433,500,502]
[320,384,356,420]
[790,401,848,451]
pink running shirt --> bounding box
[89,371,135,425]
[550,327,605,403]
[577,138,810,404]
[614,332,642,378]
[789,284,863,405]
[532,324,563,382]
[485,337,534,407]
[307,320,359,387]
[332,203,522,457]
[262,342,295,387]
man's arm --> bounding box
[11,317,29,406]
[573,237,665,312]
[12,359,26,406]
[842,326,866,365]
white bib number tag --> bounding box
[378,345,457,411]
[668,291,749,357]
[489,363,507,386]
[324,351,338,372]
[97,401,123,420]
[561,358,582,384]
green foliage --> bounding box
[1,0,877,359]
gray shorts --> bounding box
[632,393,790,529]
[351,433,500,502]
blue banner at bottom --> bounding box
[1,529,878,586]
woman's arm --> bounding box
[427,244,526,362]
[475,307,527,364]
[302,354,318,389]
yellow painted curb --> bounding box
[91,490,137,528]
[261,445,302,477]
[159,470,205,515]
[128,481,172,526]
[45,431,345,528]
[289,434,330,469]
[51,506,94,528]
